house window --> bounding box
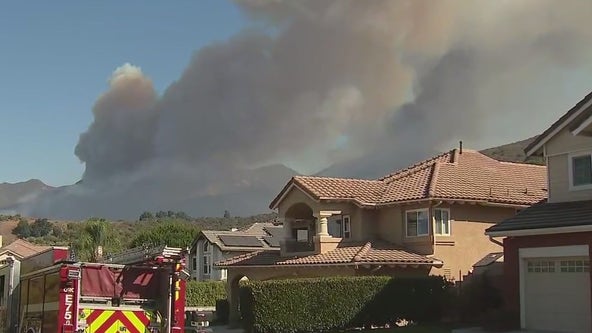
[191,256,197,271]
[434,208,450,236]
[342,215,351,239]
[221,269,227,280]
[202,241,211,276]
[527,260,556,273]
[560,260,589,273]
[406,209,429,237]
[202,255,211,275]
[570,152,592,188]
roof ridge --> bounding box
[352,241,372,262]
[295,175,381,183]
[427,162,440,197]
[377,150,454,182]
[498,160,546,167]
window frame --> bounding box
[202,254,211,276]
[568,151,592,191]
[203,240,210,253]
[405,208,430,237]
[434,208,451,236]
[342,215,351,239]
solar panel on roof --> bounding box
[219,235,264,247]
[264,226,284,239]
[263,236,280,248]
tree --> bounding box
[155,211,167,219]
[30,218,52,237]
[52,225,64,237]
[74,218,120,262]
[12,219,31,238]
[139,211,154,221]
[224,210,231,218]
[130,222,198,249]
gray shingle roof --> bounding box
[486,199,592,233]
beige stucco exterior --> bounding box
[543,128,592,203]
[274,186,519,279]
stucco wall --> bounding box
[547,153,592,203]
[545,126,592,156]
[431,204,515,280]
[277,187,369,242]
[502,232,592,322]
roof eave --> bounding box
[486,224,592,237]
[269,181,320,210]
[214,260,440,269]
[525,92,592,157]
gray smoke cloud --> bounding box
[14,0,592,219]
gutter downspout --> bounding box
[488,236,503,247]
[431,201,443,247]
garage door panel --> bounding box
[524,257,591,333]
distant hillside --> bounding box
[480,136,545,165]
[0,212,279,249]
[0,179,53,210]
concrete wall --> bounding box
[544,128,592,203]
[502,232,592,326]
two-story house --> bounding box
[486,91,592,333]
[188,222,281,281]
[217,147,547,323]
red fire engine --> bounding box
[0,245,188,333]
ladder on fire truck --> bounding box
[103,245,188,265]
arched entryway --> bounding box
[227,273,250,326]
[284,203,316,253]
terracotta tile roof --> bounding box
[486,199,592,234]
[0,239,50,259]
[292,177,384,204]
[270,149,547,209]
[215,241,441,267]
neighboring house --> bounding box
[0,237,49,265]
[217,148,547,322]
[486,91,592,333]
[188,222,282,281]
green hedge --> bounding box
[186,281,227,307]
[239,276,452,333]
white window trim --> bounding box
[518,245,589,329]
[342,215,351,239]
[405,208,430,237]
[568,150,592,191]
[433,208,451,236]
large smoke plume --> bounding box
[16,0,592,219]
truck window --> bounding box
[44,273,60,303]
[28,276,44,306]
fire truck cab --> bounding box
[0,245,188,333]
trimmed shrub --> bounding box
[239,276,452,333]
[186,281,227,307]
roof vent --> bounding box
[459,141,463,154]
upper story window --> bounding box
[434,208,450,236]
[342,215,351,239]
[406,209,429,237]
[203,241,210,253]
[570,152,592,189]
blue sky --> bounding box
[0,1,247,186]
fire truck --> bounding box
[0,245,189,333]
